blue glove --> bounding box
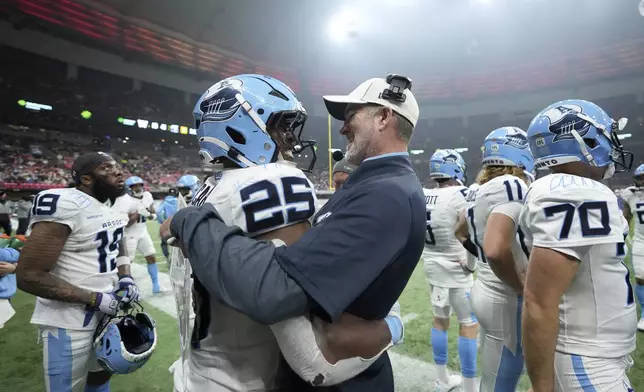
[114,275,140,304]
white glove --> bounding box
[149,213,157,221]
[91,292,127,316]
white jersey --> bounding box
[29,188,128,330]
[622,186,644,247]
[188,162,317,390]
[467,174,529,293]
[519,173,636,358]
[423,185,471,287]
[113,192,154,236]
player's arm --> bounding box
[16,221,94,305]
[483,209,524,294]
[455,209,478,259]
[271,305,402,386]
[163,189,410,324]
[523,246,579,392]
[116,237,130,278]
[622,201,633,222]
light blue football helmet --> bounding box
[527,99,633,178]
[125,176,145,197]
[634,164,644,186]
[481,127,535,178]
[429,149,467,184]
[176,174,200,201]
[93,306,157,375]
[193,74,316,171]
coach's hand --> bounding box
[159,217,174,244]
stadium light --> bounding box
[327,9,360,42]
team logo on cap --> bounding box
[542,104,590,143]
[200,79,244,122]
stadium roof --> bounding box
[5,0,644,101]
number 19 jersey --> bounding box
[29,188,128,331]
[519,174,636,358]
[188,161,317,390]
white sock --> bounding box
[436,364,449,383]
[463,377,478,392]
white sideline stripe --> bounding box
[130,264,497,392]
[401,312,419,324]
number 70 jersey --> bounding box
[191,162,318,237]
[519,173,636,358]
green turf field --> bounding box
[3,220,644,391]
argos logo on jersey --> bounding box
[102,219,127,229]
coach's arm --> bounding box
[163,204,310,324]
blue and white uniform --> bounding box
[29,188,127,392]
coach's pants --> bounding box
[39,327,103,392]
[554,352,633,392]
[470,280,524,392]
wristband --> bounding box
[384,314,404,345]
[116,256,131,267]
[462,238,479,258]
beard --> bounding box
[345,131,371,166]
[92,176,124,203]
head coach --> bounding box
[161,74,426,391]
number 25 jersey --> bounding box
[29,188,128,331]
[519,174,636,358]
[188,161,317,389]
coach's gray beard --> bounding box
[345,137,368,166]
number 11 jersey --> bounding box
[519,173,636,358]
[29,188,128,331]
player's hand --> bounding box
[115,275,140,303]
[149,213,157,222]
[459,260,475,274]
[89,292,128,316]
[0,262,16,277]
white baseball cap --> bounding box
[323,77,419,127]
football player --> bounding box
[176,174,201,204]
[113,176,163,294]
[423,149,478,392]
[622,164,644,332]
[157,188,179,262]
[520,99,636,391]
[173,74,403,391]
[460,127,534,392]
[16,152,140,392]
